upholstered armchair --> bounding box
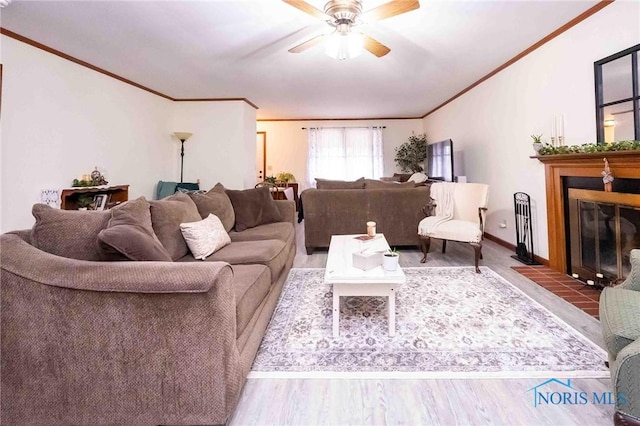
[417,182,489,273]
[600,249,640,426]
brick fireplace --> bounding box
[535,151,640,279]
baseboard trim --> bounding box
[484,233,549,266]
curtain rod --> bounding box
[301,126,386,129]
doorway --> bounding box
[256,131,266,185]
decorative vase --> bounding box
[383,253,399,271]
[532,143,543,154]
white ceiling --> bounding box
[1,0,602,119]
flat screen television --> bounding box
[426,139,454,182]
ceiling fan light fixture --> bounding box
[325,29,363,61]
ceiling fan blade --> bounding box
[282,0,330,21]
[362,0,420,23]
[289,34,326,53]
[362,35,391,57]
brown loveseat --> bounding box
[0,188,295,425]
[301,178,431,254]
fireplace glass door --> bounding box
[569,189,640,285]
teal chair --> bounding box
[600,249,640,425]
[155,181,200,200]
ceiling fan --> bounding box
[283,0,420,59]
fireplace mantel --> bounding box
[534,150,640,273]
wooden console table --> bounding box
[274,182,299,210]
[60,185,129,210]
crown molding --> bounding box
[421,0,615,119]
[1,0,615,122]
[175,98,259,109]
[0,28,174,100]
[257,116,422,122]
[0,28,259,109]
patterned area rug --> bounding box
[249,267,609,379]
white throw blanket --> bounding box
[420,182,456,234]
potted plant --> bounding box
[276,172,296,183]
[394,134,427,173]
[531,134,543,154]
[76,194,94,210]
[383,247,400,271]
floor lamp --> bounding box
[173,132,192,183]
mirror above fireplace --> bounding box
[594,44,640,144]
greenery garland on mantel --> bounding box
[536,140,640,156]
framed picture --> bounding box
[93,194,109,211]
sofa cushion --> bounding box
[315,177,365,190]
[149,192,201,260]
[180,214,231,260]
[31,204,110,261]
[196,239,287,280]
[231,264,272,338]
[228,222,295,246]
[364,179,416,189]
[225,186,283,232]
[599,287,640,359]
[188,183,235,232]
[30,197,150,261]
[418,219,483,243]
[98,209,172,262]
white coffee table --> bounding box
[325,234,406,337]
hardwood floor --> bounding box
[228,223,613,426]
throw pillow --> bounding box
[188,183,235,232]
[315,177,365,190]
[98,210,172,262]
[149,192,202,260]
[408,172,428,183]
[30,197,150,261]
[225,186,283,232]
[180,214,231,260]
[392,173,412,182]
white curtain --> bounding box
[307,127,384,186]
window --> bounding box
[307,127,384,185]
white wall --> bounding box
[422,1,640,259]
[170,101,256,191]
[0,36,258,232]
[257,119,424,190]
[0,36,174,232]
[241,102,258,189]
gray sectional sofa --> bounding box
[301,178,431,253]
[0,186,295,425]
[600,248,640,426]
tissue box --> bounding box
[352,250,382,271]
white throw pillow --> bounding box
[180,214,231,260]
[408,172,428,183]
